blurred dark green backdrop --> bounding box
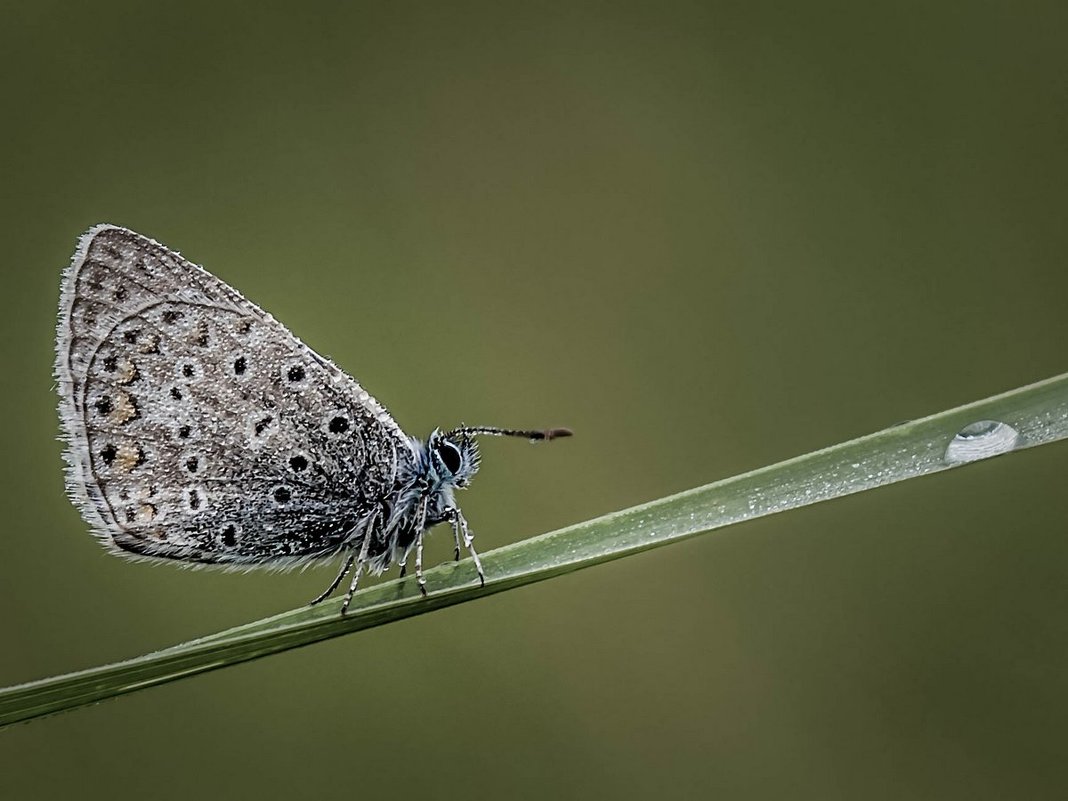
[3,3,1068,799]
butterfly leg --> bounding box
[451,523,462,562]
[414,529,428,597]
[405,494,429,594]
[340,531,375,614]
[445,507,485,588]
[309,551,355,606]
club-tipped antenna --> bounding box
[444,425,573,443]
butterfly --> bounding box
[55,224,570,612]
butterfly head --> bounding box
[426,428,481,490]
[424,425,573,492]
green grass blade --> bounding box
[4,371,1068,728]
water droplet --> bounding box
[944,420,1020,464]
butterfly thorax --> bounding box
[368,430,480,572]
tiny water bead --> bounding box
[943,420,1021,465]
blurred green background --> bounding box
[3,2,1068,799]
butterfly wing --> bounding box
[56,224,413,566]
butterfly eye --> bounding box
[438,441,462,475]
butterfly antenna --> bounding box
[445,425,573,442]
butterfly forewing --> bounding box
[56,225,412,566]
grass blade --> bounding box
[4,371,1068,727]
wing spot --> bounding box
[246,411,280,445]
[328,415,349,435]
[99,443,117,467]
[273,486,291,504]
[221,524,238,547]
[138,333,161,354]
[116,358,139,385]
[185,487,209,514]
[233,356,247,375]
[110,391,139,425]
[289,454,308,472]
[115,443,146,472]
